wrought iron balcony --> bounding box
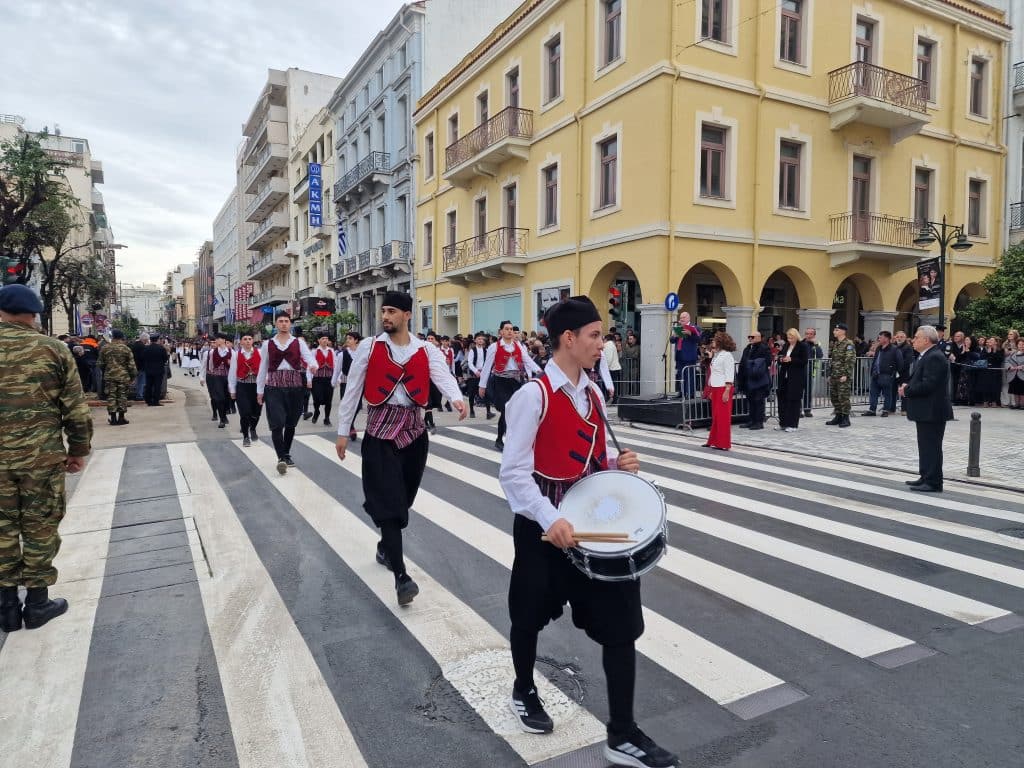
[248,285,291,307]
[295,286,314,299]
[827,62,930,142]
[826,211,925,268]
[1010,202,1024,231]
[333,152,390,203]
[380,240,411,265]
[441,227,528,283]
[444,107,533,186]
[1014,63,1024,110]
[246,247,290,280]
[245,176,288,222]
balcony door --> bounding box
[504,184,517,256]
[852,155,872,242]
[475,198,487,253]
[855,19,875,94]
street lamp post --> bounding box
[216,272,235,326]
[913,215,973,329]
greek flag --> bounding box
[338,220,347,255]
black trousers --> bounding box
[915,419,946,487]
[206,375,229,421]
[778,396,803,429]
[488,376,522,440]
[311,378,334,418]
[360,432,429,527]
[144,371,164,405]
[746,389,768,426]
[338,383,362,433]
[264,386,306,458]
[235,382,262,436]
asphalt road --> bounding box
[0,381,1021,768]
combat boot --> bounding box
[107,412,117,426]
[825,415,841,425]
[116,411,129,425]
[22,587,68,630]
[838,415,851,428]
[0,587,22,632]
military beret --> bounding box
[111,329,126,339]
[0,284,44,315]
[835,322,848,331]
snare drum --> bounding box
[557,471,667,582]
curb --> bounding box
[621,421,1022,495]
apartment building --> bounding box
[287,108,337,321]
[327,4,423,336]
[212,189,242,329]
[1001,1,1024,245]
[239,68,341,326]
[196,239,214,333]
[119,283,164,328]
[414,0,1009,392]
[182,273,197,337]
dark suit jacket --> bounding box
[139,343,169,376]
[777,341,808,395]
[870,344,900,382]
[904,345,953,423]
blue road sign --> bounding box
[664,292,680,312]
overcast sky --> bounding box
[3,0,409,287]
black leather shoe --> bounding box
[910,484,943,493]
[495,438,505,451]
[803,409,813,417]
[311,412,319,424]
[0,587,22,633]
[323,419,331,427]
[375,543,393,572]
[905,478,926,487]
[748,424,764,430]
[107,413,117,426]
[861,410,876,416]
[22,587,68,630]
[396,574,419,606]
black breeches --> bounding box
[235,382,261,435]
[312,378,334,415]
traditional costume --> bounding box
[310,343,336,426]
[479,335,541,448]
[228,345,263,446]
[201,341,232,427]
[256,333,317,472]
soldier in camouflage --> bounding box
[98,328,137,426]
[826,322,857,428]
[0,284,93,633]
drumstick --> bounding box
[595,399,624,454]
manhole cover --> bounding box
[997,527,1024,539]
[418,648,587,733]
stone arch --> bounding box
[761,265,818,310]
[586,260,644,328]
[756,266,818,337]
[894,278,920,333]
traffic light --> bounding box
[608,285,622,320]
[2,256,25,285]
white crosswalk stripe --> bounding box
[6,428,1022,768]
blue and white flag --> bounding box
[338,220,348,255]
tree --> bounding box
[53,255,112,336]
[35,203,92,334]
[955,243,1024,337]
[0,132,77,277]
[112,309,141,340]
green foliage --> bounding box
[54,256,112,331]
[112,310,141,340]
[955,244,1024,337]
[220,322,257,338]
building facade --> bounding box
[1002,1,1024,245]
[414,0,1009,392]
[182,274,197,337]
[328,4,424,336]
[212,189,242,329]
[238,68,341,328]
[119,283,164,328]
[196,239,214,333]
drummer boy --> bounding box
[498,296,679,768]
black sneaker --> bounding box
[604,726,678,767]
[242,435,251,447]
[375,543,393,571]
[509,687,554,734]
[495,438,504,451]
[284,455,296,467]
[396,574,419,606]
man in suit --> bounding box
[899,325,953,493]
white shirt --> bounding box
[308,346,335,384]
[498,360,619,532]
[603,339,621,372]
[200,347,232,383]
[336,333,465,436]
[465,345,487,377]
[255,336,318,394]
[227,347,260,394]
[595,355,614,395]
[330,347,356,387]
[479,340,541,389]
[708,350,736,387]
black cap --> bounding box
[544,296,602,339]
[0,284,44,315]
[835,323,848,332]
[111,329,125,340]
[381,291,412,312]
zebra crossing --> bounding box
[1,424,1022,768]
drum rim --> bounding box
[559,470,667,556]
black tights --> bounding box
[271,426,296,459]
[497,411,507,441]
[379,521,406,577]
[511,627,635,734]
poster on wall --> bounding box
[536,286,570,323]
[917,257,941,312]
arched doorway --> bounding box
[895,279,920,334]
[587,261,643,331]
[831,273,884,339]
[757,266,817,339]
[952,282,985,334]
[675,260,744,336]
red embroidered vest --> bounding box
[268,338,302,371]
[494,341,523,372]
[237,349,261,379]
[207,348,232,375]
[363,340,430,407]
[443,347,454,369]
[533,375,609,481]
[315,348,334,369]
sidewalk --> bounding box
[621,404,1021,491]
[87,379,196,450]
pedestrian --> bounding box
[736,331,771,430]
[331,331,362,441]
[826,323,856,427]
[705,331,736,450]
[899,325,953,493]
[977,337,1004,407]
[0,284,92,632]
[334,291,467,605]
[603,333,622,403]
[201,333,233,428]
[1006,338,1024,409]
[775,328,807,432]
[462,332,492,419]
[310,333,337,426]
[130,333,149,400]
[862,331,900,417]
[97,329,137,426]
[228,332,263,447]
[479,320,541,450]
[673,310,700,398]
[497,296,678,768]
[801,327,824,417]
[892,330,915,414]
[1002,330,1020,406]
[256,313,318,474]
[140,333,169,406]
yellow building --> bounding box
[414,0,1010,392]
[181,275,197,338]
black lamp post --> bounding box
[912,215,973,329]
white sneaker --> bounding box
[784,427,797,433]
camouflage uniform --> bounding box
[829,337,858,416]
[98,340,137,414]
[0,320,93,588]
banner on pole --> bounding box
[917,257,940,312]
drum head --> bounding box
[558,471,665,553]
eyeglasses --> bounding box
[747,336,755,340]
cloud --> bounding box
[2,0,408,286]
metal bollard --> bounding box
[967,411,981,477]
